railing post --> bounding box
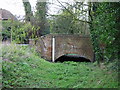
[52,36,55,62]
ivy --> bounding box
[90,2,120,63]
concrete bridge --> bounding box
[30,34,94,62]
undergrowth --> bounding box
[2,44,118,88]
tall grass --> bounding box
[2,44,118,88]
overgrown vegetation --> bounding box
[89,2,120,64]
[2,45,118,88]
[2,20,37,43]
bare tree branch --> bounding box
[56,0,90,24]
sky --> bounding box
[1,0,118,19]
[0,0,26,18]
[0,0,73,19]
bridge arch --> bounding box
[55,54,91,62]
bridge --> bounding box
[29,34,94,62]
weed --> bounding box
[2,44,118,88]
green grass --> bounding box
[2,44,118,88]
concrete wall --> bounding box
[33,34,94,62]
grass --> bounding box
[2,44,118,88]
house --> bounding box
[0,8,17,42]
[0,8,17,21]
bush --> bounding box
[2,20,38,44]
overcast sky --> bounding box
[0,0,119,18]
[0,0,27,17]
[0,0,74,19]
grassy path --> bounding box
[2,44,118,88]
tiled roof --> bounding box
[0,8,17,21]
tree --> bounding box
[89,2,120,64]
[50,1,90,35]
[22,0,33,23]
[35,1,49,36]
